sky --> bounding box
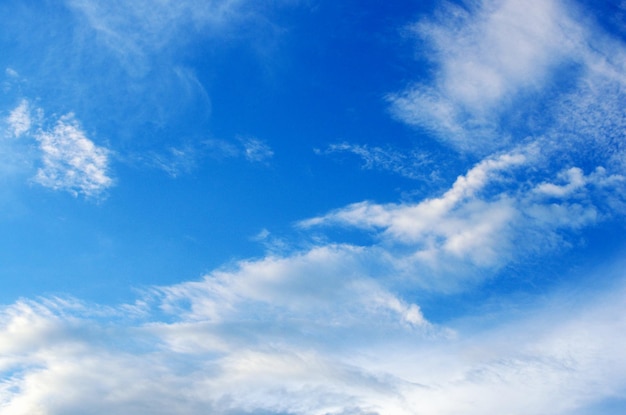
[1,0,626,413]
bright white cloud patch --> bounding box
[1,99,113,195]
[34,114,112,197]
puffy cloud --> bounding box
[34,114,112,198]
[534,167,587,197]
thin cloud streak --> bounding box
[317,142,439,181]
[144,137,274,177]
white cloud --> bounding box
[388,0,587,152]
[34,114,112,198]
[302,151,526,246]
[1,101,37,181]
[5,68,19,78]
[154,244,427,330]
[1,99,114,197]
[534,167,586,197]
[1,1,625,413]
[301,146,625,289]
[7,100,31,138]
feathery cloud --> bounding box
[317,142,438,181]
[34,114,112,198]
[388,0,589,153]
[240,137,274,163]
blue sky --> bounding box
[1,0,626,413]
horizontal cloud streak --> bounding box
[316,142,439,181]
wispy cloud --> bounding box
[2,99,113,197]
[145,137,274,177]
[68,0,247,48]
[239,136,274,163]
[7,100,31,138]
[316,142,440,181]
[147,144,202,178]
[301,146,624,289]
[154,244,428,329]
[66,0,281,76]
[388,0,587,153]
[34,114,112,198]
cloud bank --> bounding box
[1,258,625,415]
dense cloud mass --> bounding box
[1,0,626,414]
